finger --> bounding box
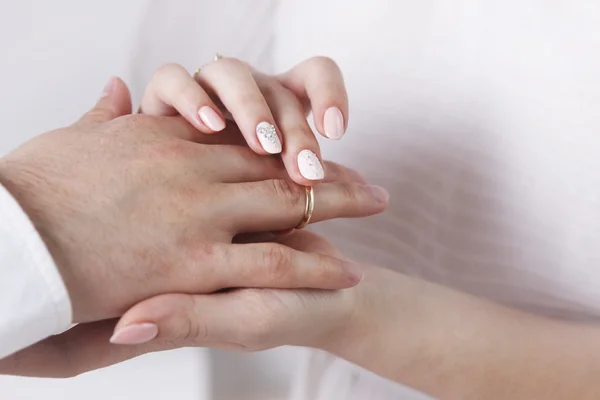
[204,242,362,290]
[205,145,366,184]
[140,63,226,133]
[114,287,345,350]
[278,56,348,140]
[275,230,345,259]
[195,57,283,155]
[112,291,296,350]
[76,77,133,126]
[222,180,389,233]
[321,161,367,184]
[0,320,161,378]
[257,76,325,185]
[112,293,246,348]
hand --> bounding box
[0,77,388,325]
[0,231,363,377]
[140,57,349,185]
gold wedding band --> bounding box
[296,186,315,229]
[193,53,224,79]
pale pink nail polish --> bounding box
[198,106,226,131]
[109,323,158,345]
[323,107,345,139]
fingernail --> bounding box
[101,77,117,98]
[367,185,390,204]
[323,107,345,139]
[110,323,158,345]
[198,106,226,131]
[344,262,364,284]
[256,122,282,154]
[298,149,325,180]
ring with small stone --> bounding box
[193,53,224,79]
[296,186,315,229]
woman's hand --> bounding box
[0,231,364,377]
[140,57,349,185]
[0,77,387,327]
[110,231,360,351]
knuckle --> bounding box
[154,295,206,345]
[181,297,208,342]
[268,179,304,210]
[261,244,292,283]
[154,62,186,80]
[307,56,340,73]
[338,182,359,202]
[83,108,114,124]
[217,57,249,72]
[108,113,150,135]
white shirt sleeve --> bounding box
[0,183,72,359]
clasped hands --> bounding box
[0,57,389,376]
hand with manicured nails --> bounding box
[0,231,364,377]
[140,56,349,185]
[0,76,388,328]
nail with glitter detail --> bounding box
[256,122,282,154]
[297,149,325,180]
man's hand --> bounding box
[0,231,363,377]
[0,77,388,325]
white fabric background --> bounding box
[2,0,600,399]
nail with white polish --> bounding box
[298,149,325,180]
[256,122,282,154]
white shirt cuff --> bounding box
[0,183,72,359]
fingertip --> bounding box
[343,262,364,287]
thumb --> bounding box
[110,290,298,351]
[76,76,132,126]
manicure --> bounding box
[256,122,282,154]
[109,323,158,345]
[323,107,345,140]
[298,149,325,180]
[198,106,226,131]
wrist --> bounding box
[0,157,83,322]
[320,266,423,364]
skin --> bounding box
[143,56,349,186]
[4,231,600,400]
[0,76,387,326]
[4,58,596,399]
